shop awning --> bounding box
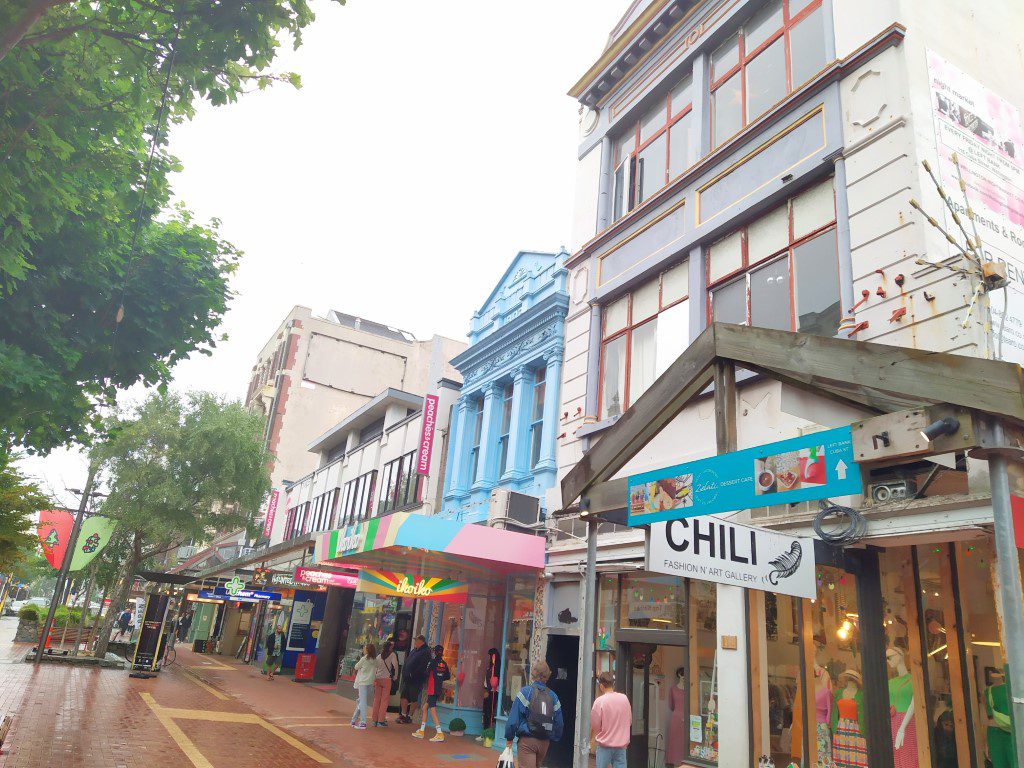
[313,512,545,582]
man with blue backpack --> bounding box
[504,660,564,768]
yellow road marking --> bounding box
[139,692,331,765]
[140,693,213,768]
[181,670,230,700]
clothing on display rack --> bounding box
[831,671,867,768]
[666,678,687,765]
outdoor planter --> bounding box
[14,619,40,643]
[448,718,466,737]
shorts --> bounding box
[403,681,422,702]
[426,694,439,709]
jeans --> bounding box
[371,678,391,723]
[351,684,373,725]
[595,745,627,768]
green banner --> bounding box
[69,516,117,571]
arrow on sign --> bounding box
[836,460,848,480]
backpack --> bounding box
[526,685,556,740]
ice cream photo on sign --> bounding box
[630,473,694,516]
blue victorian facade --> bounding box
[442,250,569,522]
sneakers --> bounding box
[397,714,412,724]
[412,728,426,739]
[475,736,484,742]
[353,723,367,730]
[378,720,389,727]
[430,731,445,743]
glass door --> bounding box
[622,642,690,768]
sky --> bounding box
[24,0,628,506]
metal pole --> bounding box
[577,514,598,768]
[986,431,1024,765]
[35,462,97,663]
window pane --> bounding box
[619,574,686,630]
[629,319,658,403]
[712,278,747,324]
[789,0,817,14]
[472,403,484,445]
[616,129,635,163]
[499,437,509,476]
[668,112,692,178]
[790,4,827,88]
[750,257,791,330]
[613,161,627,221]
[712,72,743,146]
[711,33,739,79]
[633,277,661,321]
[501,384,513,432]
[601,335,627,419]
[746,37,787,122]
[638,132,667,203]
[794,228,840,337]
[917,547,956,756]
[708,229,744,284]
[605,295,629,336]
[762,592,804,768]
[747,204,790,264]
[531,368,546,422]
[690,580,718,764]
[661,260,689,305]
[640,101,666,144]
[530,425,543,467]
[670,74,693,115]
[744,0,783,52]
[792,178,835,237]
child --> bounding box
[412,645,450,742]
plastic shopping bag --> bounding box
[496,746,515,768]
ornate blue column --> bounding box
[536,345,564,472]
[501,366,530,482]
[445,397,473,501]
[471,383,501,490]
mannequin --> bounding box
[831,670,867,768]
[886,647,919,768]
[814,663,837,768]
[482,647,501,732]
[666,667,686,765]
[986,671,1017,768]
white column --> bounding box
[715,584,750,767]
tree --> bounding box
[92,391,270,658]
[0,451,49,571]
[0,0,341,453]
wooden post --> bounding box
[748,590,768,759]
[899,549,933,768]
[714,360,737,454]
[938,544,973,763]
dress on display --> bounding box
[666,686,686,765]
[832,694,868,768]
[888,675,918,768]
[816,684,837,768]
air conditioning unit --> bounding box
[488,488,541,531]
[176,545,197,561]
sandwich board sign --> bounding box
[628,426,862,526]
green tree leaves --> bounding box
[0,451,50,572]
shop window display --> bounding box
[689,579,718,764]
[339,593,398,681]
[457,590,504,711]
[437,602,462,706]
[811,565,868,768]
[501,579,535,716]
[596,574,619,675]
[761,592,805,767]
[620,574,687,630]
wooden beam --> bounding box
[713,323,1024,422]
[560,326,717,507]
[714,359,737,453]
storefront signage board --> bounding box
[206,587,281,602]
[287,598,314,651]
[417,394,439,475]
[647,517,816,599]
[356,569,468,604]
[293,567,358,589]
[627,426,862,526]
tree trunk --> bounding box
[93,537,140,659]
[0,0,60,64]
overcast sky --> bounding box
[24,0,627,506]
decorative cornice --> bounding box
[452,292,569,372]
[462,322,562,387]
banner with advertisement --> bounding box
[926,50,1024,363]
[417,394,439,474]
[262,490,280,539]
[356,570,468,604]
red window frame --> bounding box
[709,0,824,147]
[705,184,838,330]
[599,263,690,419]
[614,76,694,218]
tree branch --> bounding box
[0,0,73,64]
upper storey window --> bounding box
[710,0,828,148]
[612,74,694,221]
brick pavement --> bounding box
[0,617,504,768]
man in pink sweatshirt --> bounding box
[590,672,632,768]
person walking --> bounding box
[504,660,564,768]
[262,626,285,679]
[590,672,631,768]
[372,639,399,727]
[412,645,451,743]
[398,635,429,724]
[113,607,131,641]
[350,643,377,730]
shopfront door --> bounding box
[545,634,578,768]
[621,642,689,768]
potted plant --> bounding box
[448,718,466,737]
[481,727,495,748]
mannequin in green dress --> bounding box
[986,680,1017,768]
[886,647,918,767]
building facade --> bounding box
[245,305,465,491]
[442,250,570,523]
[551,1,1024,768]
